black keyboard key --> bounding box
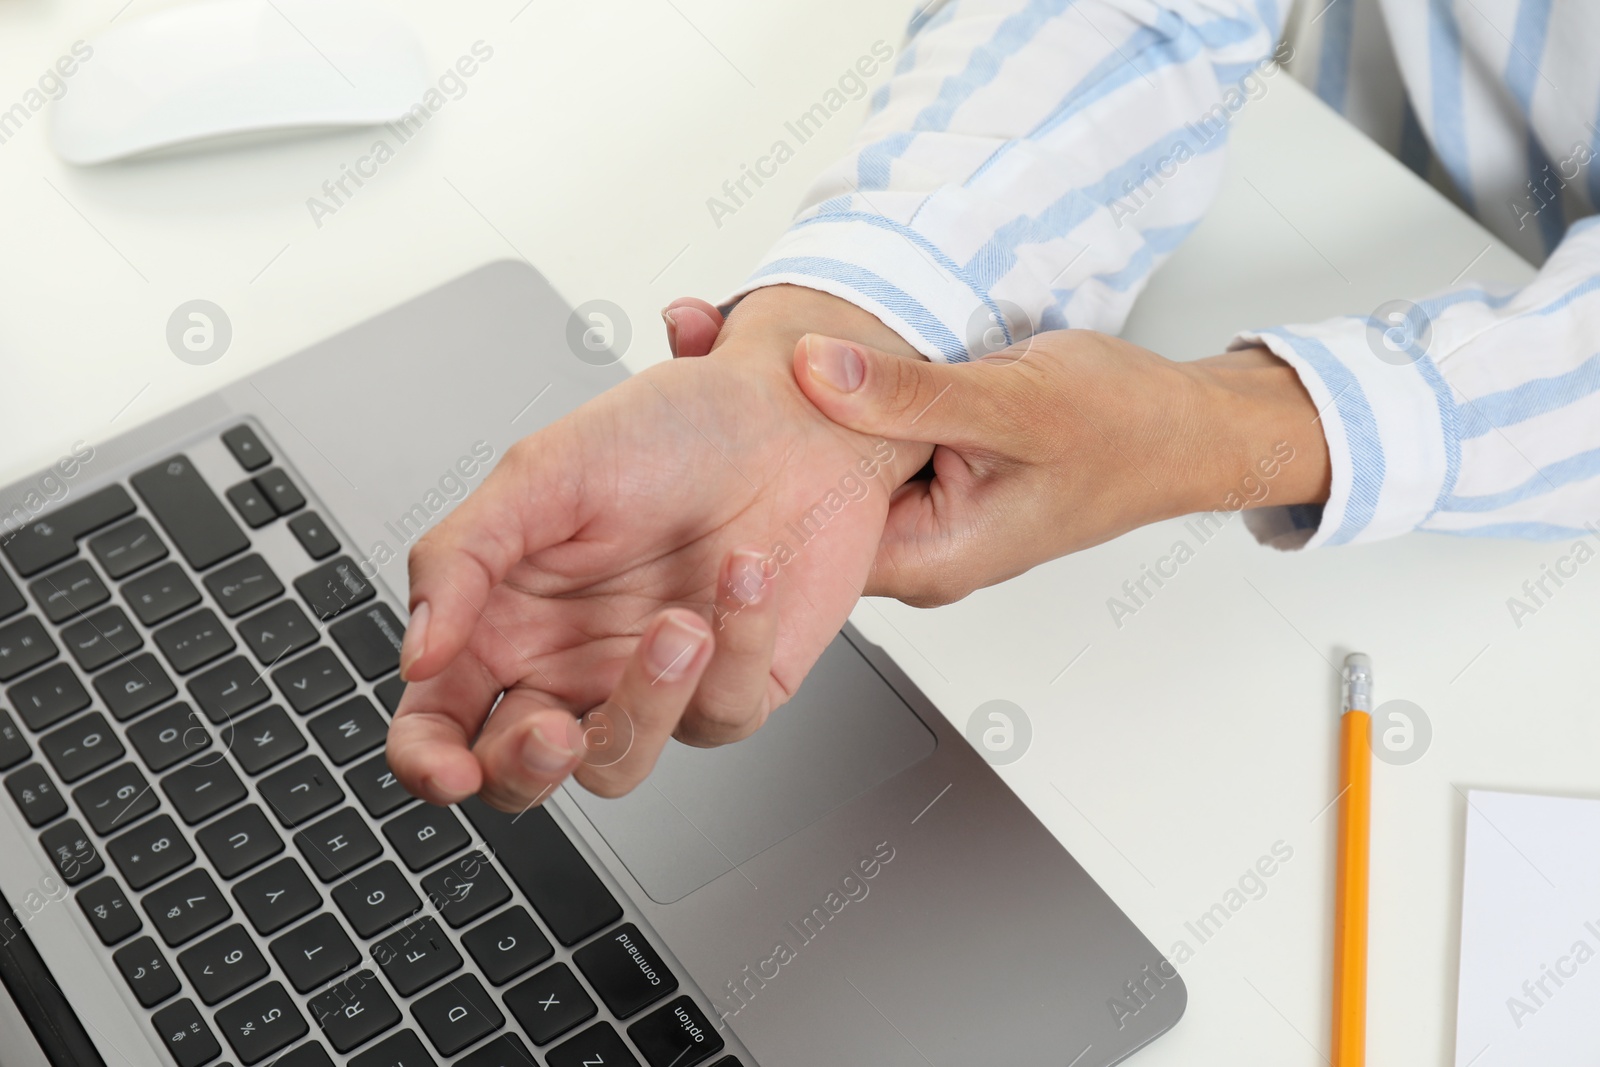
[384,804,467,872]
[41,711,123,782]
[180,923,270,1004]
[61,606,142,672]
[74,762,158,835]
[272,912,360,992]
[7,662,89,730]
[190,656,270,722]
[272,1043,336,1067]
[332,861,419,938]
[330,605,405,680]
[372,675,405,715]
[222,426,271,472]
[572,924,677,1019]
[109,813,196,890]
[288,513,338,561]
[547,1024,640,1067]
[420,851,510,930]
[131,456,249,571]
[459,1034,539,1067]
[163,757,247,824]
[239,601,318,666]
[0,568,21,620]
[156,608,236,674]
[372,917,461,997]
[293,557,374,621]
[216,981,308,1065]
[196,804,284,878]
[29,560,109,622]
[2,484,135,577]
[124,561,202,625]
[205,555,284,618]
[152,997,223,1067]
[504,963,595,1046]
[626,996,723,1067]
[412,974,503,1056]
[309,696,387,765]
[145,869,230,946]
[227,481,277,529]
[95,652,178,722]
[461,907,551,985]
[344,752,410,819]
[234,858,319,935]
[273,649,355,715]
[260,756,342,827]
[230,705,306,774]
[310,970,398,1053]
[462,800,622,946]
[295,807,381,881]
[41,818,102,884]
[77,875,143,944]
[115,935,180,1006]
[0,707,29,770]
[89,516,169,579]
[127,702,212,772]
[0,615,57,681]
[256,469,306,516]
[5,763,65,826]
[350,1030,435,1067]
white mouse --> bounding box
[52,0,430,165]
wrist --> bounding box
[1184,346,1332,511]
[711,285,926,368]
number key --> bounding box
[179,923,269,1005]
[109,813,195,891]
[216,981,308,1065]
[40,711,123,782]
[73,762,158,835]
[143,869,230,946]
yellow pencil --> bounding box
[1333,653,1373,1067]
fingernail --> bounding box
[661,308,680,352]
[727,549,767,606]
[399,601,429,680]
[646,613,707,681]
[524,722,577,775]
[807,336,865,392]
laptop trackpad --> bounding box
[565,634,936,904]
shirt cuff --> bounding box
[1232,320,1459,550]
[725,215,995,363]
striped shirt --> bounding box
[739,0,1600,549]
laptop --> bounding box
[0,260,1184,1067]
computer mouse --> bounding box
[52,0,429,165]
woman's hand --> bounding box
[386,286,932,813]
[789,329,1332,606]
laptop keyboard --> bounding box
[0,424,733,1067]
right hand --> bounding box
[385,286,931,813]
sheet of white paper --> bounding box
[1455,790,1600,1066]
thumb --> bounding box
[794,334,1009,450]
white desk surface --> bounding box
[0,3,1576,1065]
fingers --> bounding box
[677,548,778,747]
[469,693,584,814]
[662,298,724,358]
[568,607,715,797]
[793,334,1013,451]
[400,444,578,684]
[387,650,503,805]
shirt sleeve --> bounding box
[1237,215,1600,550]
[730,0,1293,361]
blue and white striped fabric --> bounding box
[738,0,1600,549]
